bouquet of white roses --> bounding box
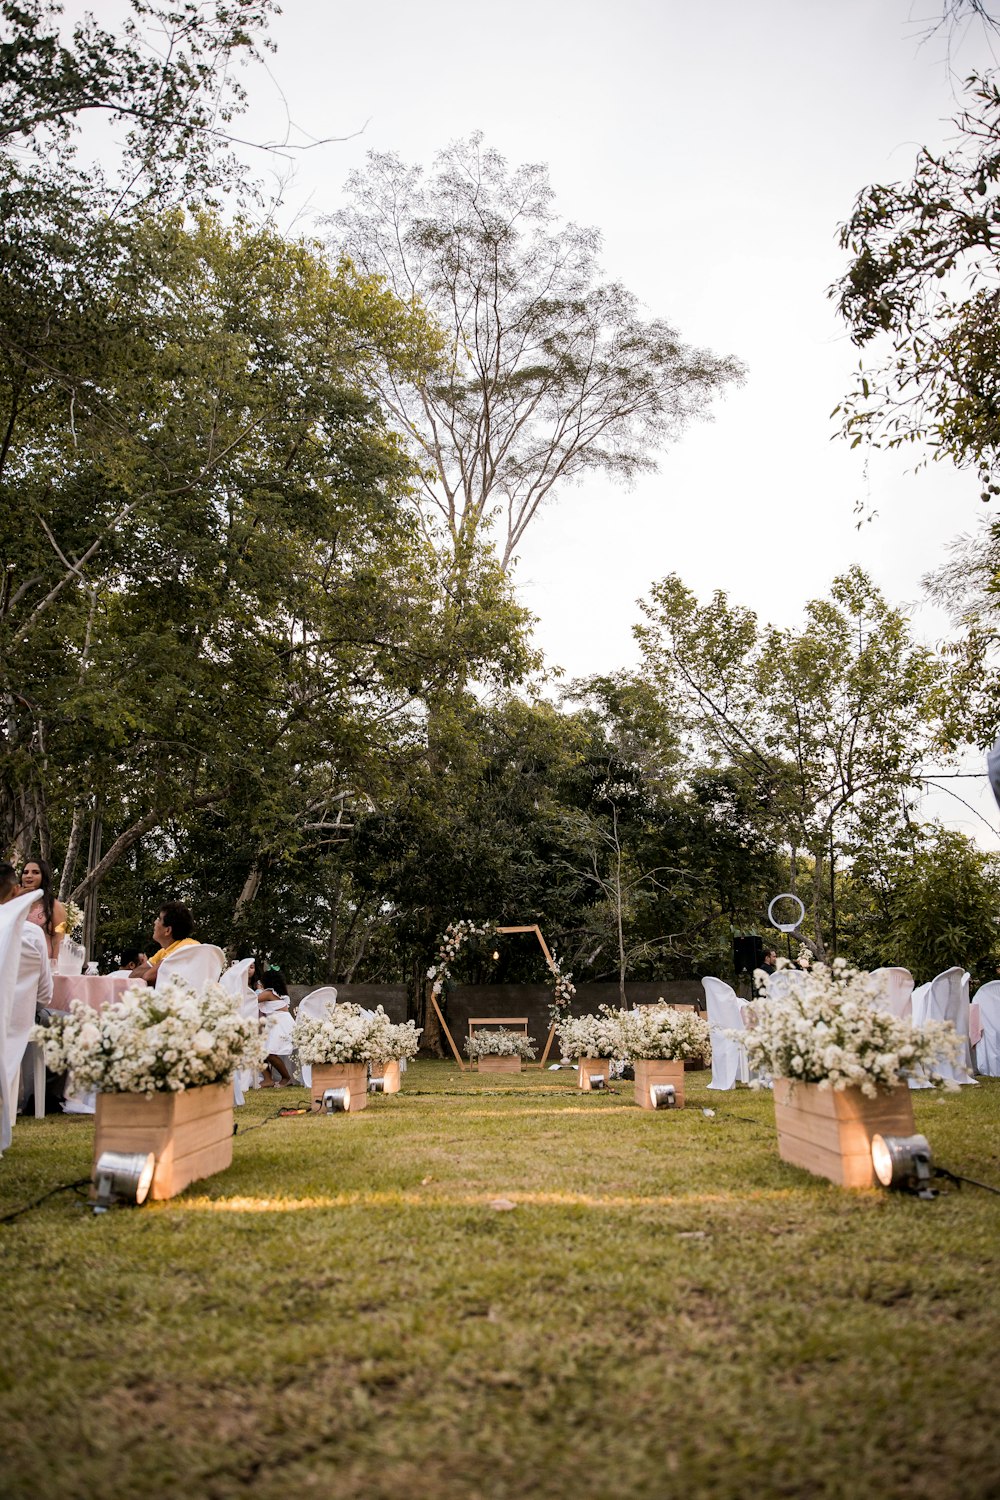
[374,1019,423,1063]
[31,977,266,1095]
[615,1004,711,1062]
[555,1012,621,1061]
[734,960,964,1096]
[465,1028,537,1060]
[292,1003,392,1065]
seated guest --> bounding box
[130,902,197,985]
[20,857,67,964]
[107,948,141,978]
[0,863,52,1142]
[257,967,295,1087]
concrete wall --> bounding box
[287,980,706,1058]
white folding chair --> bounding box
[911,966,976,1085]
[870,967,914,1020]
[156,942,226,989]
[702,977,750,1090]
[295,987,338,1087]
[0,890,43,1154]
[973,980,1000,1077]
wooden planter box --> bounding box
[380,1060,402,1094]
[773,1078,916,1188]
[634,1058,686,1109]
[93,1081,233,1202]
[477,1053,522,1074]
[578,1057,611,1091]
[311,1061,368,1111]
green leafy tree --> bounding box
[832,70,1000,499]
[634,568,943,958]
[886,824,1000,983]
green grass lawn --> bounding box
[1,1063,998,1500]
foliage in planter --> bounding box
[555,1012,620,1061]
[734,960,963,1096]
[32,978,265,1095]
[292,1004,392,1065]
[614,1005,711,1062]
[465,1029,537,1061]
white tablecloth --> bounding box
[50,975,132,1013]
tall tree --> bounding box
[831,70,1000,501]
[331,135,744,572]
[634,568,943,958]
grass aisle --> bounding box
[1,1062,998,1499]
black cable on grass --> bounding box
[935,1165,1000,1196]
[0,1177,91,1226]
[233,1107,294,1137]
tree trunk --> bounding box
[83,799,103,962]
[58,802,86,901]
[232,863,262,926]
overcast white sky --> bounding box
[78,0,1000,842]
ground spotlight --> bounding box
[92,1150,155,1212]
[871,1133,935,1197]
[588,1073,606,1090]
[320,1087,351,1113]
[650,1084,677,1109]
[368,1076,385,1093]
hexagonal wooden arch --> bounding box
[427,924,560,1071]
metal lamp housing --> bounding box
[92,1150,156,1211]
[871,1133,934,1195]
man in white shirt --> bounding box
[0,863,53,1126]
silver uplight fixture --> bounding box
[871,1133,935,1197]
[588,1073,606,1090]
[92,1150,155,1212]
[368,1075,385,1093]
[320,1087,351,1113]
[650,1083,677,1109]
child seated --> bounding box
[257,966,295,1087]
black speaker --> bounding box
[733,934,764,975]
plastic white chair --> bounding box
[295,987,338,1087]
[973,980,1000,1077]
[156,942,226,989]
[0,890,44,1154]
[702,977,750,1090]
[911,966,976,1084]
[870,967,914,1020]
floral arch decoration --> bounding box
[426,918,576,1070]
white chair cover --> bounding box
[156,942,226,990]
[973,980,1000,1077]
[765,969,794,999]
[220,957,255,1001]
[295,987,338,1085]
[0,890,44,1154]
[702,977,749,1090]
[870,967,914,1020]
[234,989,263,1102]
[911,966,976,1084]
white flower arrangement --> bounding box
[734,960,964,1097]
[548,955,577,1023]
[291,1003,393,1065]
[465,1028,537,1061]
[62,900,85,939]
[555,1011,621,1061]
[31,977,266,1095]
[374,1019,423,1063]
[427,918,499,998]
[615,1004,712,1062]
